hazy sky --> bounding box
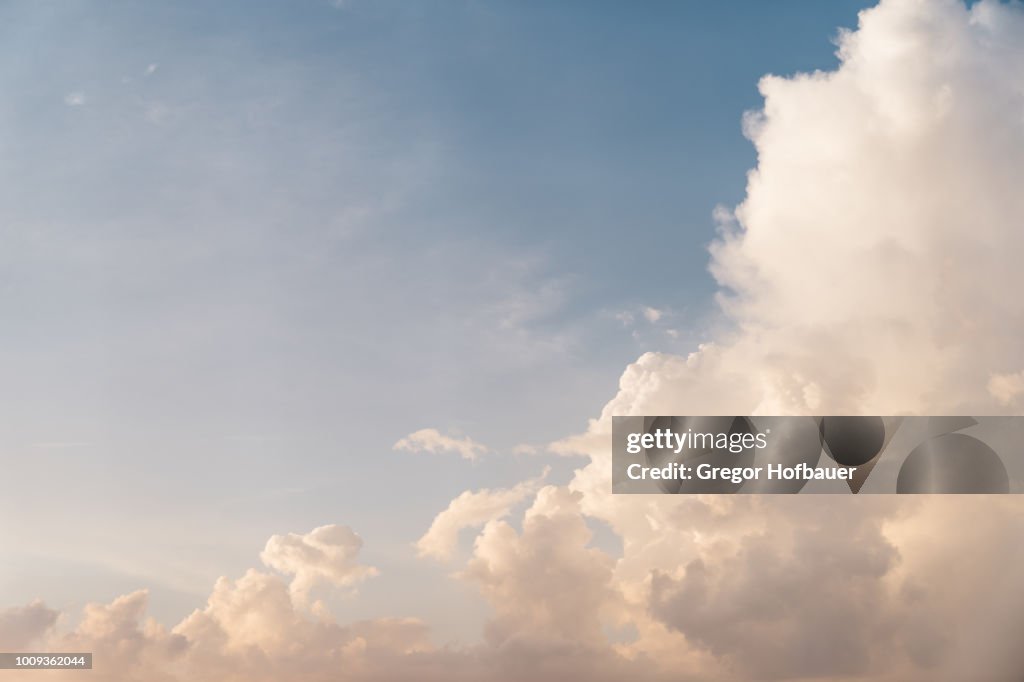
[0,0,874,637]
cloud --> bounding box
[0,600,59,649]
[614,306,666,327]
[63,91,86,106]
[260,525,379,604]
[641,307,663,323]
[36,573,438,682]
[695,0,1024,415]
[648,498,904,678]
[549,0,1024,678]
[538,0,1024,428]
[988,370,1024,404]
[462,487,618,648]
[394,428,488,461]
[510,443,542,455]
[14,523,673,682]
[416,468,549,560]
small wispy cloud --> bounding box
[393,428,487,461]
[988,371,1024,405]
[613,305,668,327]
[63,91,86,107]
[641,306,663,323]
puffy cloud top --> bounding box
[260,525,379,604]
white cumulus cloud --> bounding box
[260,524,379,605]
[416,468,549,560]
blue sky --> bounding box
[0,0,875,641]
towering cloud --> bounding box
[552,0,1024,678]
[575,0,1024,421]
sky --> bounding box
[0,0,873,632]
[6,1,1024,680]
